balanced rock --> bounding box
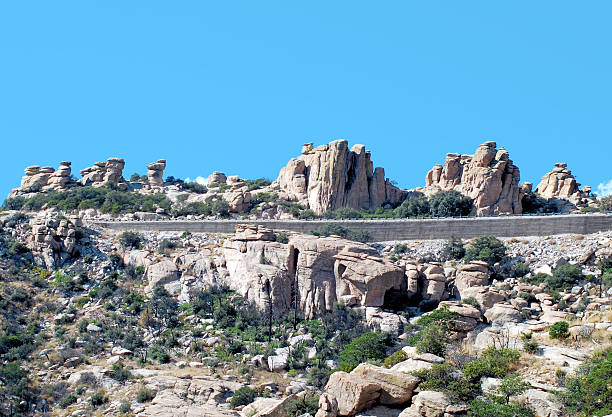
[274,140,407,215]
[422,141,523,215]
[80,157,127,189]
[147,159,166,187]
[208,171,227,185]
[536,163,589,204]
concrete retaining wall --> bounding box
[93,214,612,241]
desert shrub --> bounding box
[119,400,131,413]
[416,306,458,329]
[518,292,537,303]
[306,364,331,388]
[549,321,569,339]
[394,195,430,218]
[109,361,131,381]
[441,236,465,261]
[181,182,207,194]
[413,363,479,403]
[548,264,584,291]
[521,192,559,214]
[297,209,317,219]
[338,332,388,372]
[284,392,319,416]
[464,236,506,265]
[429,191,472,217]
[158,239,178,253]
[90,390,108,407]
[383,349,408,368]
[148,343,170,364]
[59,392,78,408]
[598,196,612,211]
[327,208,363,219]
[119,231,143,249]
[461,297,480,309]
[311,224,370,243]
[275,232,289,244]
[246,178,271,191]
[470,397,534,417]
[556,347,612,416]
[463,347,520,381]
[416,324,447,356]
[512,262,530,278]
[392,243,408,255]
[211,199,230,217]
[231,386,256,407]
[136,386,155,403]
[521,333,538,354]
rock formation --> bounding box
[223,177,252,212]
[208,171,227,185]
[147,159,166,187]
[79,157,127,189]
[222,224,405,319]
[9,162,73,196]
[422,141,523,215]
[536,163,590,204]
[274,140,407,215]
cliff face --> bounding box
[422,141,523,215]
[274,140,406,215]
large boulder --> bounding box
[145,260,180,294]
[323,371,380,416]
[351,363,419,406]
[398,390,468,417]
[147,159,166,187]
[422,141,523,215]
[455,261,489,292]
[274,140,407,215]
[79,157,127,189]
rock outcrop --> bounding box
[28,216,83,268]
[222,225,405,319]
[147,159,166,187]
[79,157,128,189]
[274,140,407,215]
[536,163,590,204]
[208,171,227,185]
[10,162,73,196]
[422,141,523,215]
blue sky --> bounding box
[1,1,611,198]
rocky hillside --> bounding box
[0,208,610,416]
[5,140,608,222]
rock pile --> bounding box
[422,141,523,215]
[274,140,407,215]
[10,162,74,196]
[79,157,128,189]
[536,163,590,204]
[28,216,82,268]
[147,159,166,187]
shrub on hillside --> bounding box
[464,236,506,265]
[416,323,447,356]
[394,195,430,218]
[338,332,388,372]
[311,224,370,243]
[231,386,256,407]
[463,347,520,381]
[549,321,569,339]
[441,236,465,261]
[119,231,143,249]
[428,191,472,217]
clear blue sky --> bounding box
[1,1,611,199]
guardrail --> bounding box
[92,213,612,241]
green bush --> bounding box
[90,390,108,408]
[463,347,520,381]
[470,397,534,417]
[231,386,256,407]
[512,262,530,278]
[394,195,430,218]
[284,392,319,416]
[338,332,388,372]
[311,224,370,243]
[429,191,472,217]
[307,364,332,388]
[416,323,447,356]
[59,393,78,408]
[416,306,458,329]
[521,333,538,354]
[464,236,506,265]
[109,361,131,381]
[413,363,479,403]
[119,400,131,413]
[119,231,143,249]
[521,192,559,214]
[441,237,465,261]
[383,349,408,368]
[245,178,272,191]
[547,264,584,291]
[598,196,612,211]
[275,232,289,244]
[549,321,569,339]
[556,347,612,416]
[136,386,155,403]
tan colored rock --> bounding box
[422,141,523,215]
[147,159,166,187]
[145,260,179,294]
[274,140,407,215]
[79,157,127,189]
[315,393,338,417]
[455,261,489,292]
[208,171,227,185]
[483,303,522,324]
[421,263,447,302]
[323,371,380,416]
[536,163,588,204]
[351,363,419,406]
[224,184,252,213]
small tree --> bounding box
[549,321,569,339]
[464,236,506,265]
[497,373,530,404]
[394,195,430,218]
[428,191,472,217]
[338,332,388,372]
[441,236,465,261]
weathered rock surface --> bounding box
[208,171,227,185]
[80,157,127,189]
[536,163,589,205]
[323,371,380,416]
[10,162,74,196]
[274,140,407,215]
[351,363,419,406]
[222,225,404,319]
[147,159,167,187]
[422,141,523,215]
[398,390,468,417]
